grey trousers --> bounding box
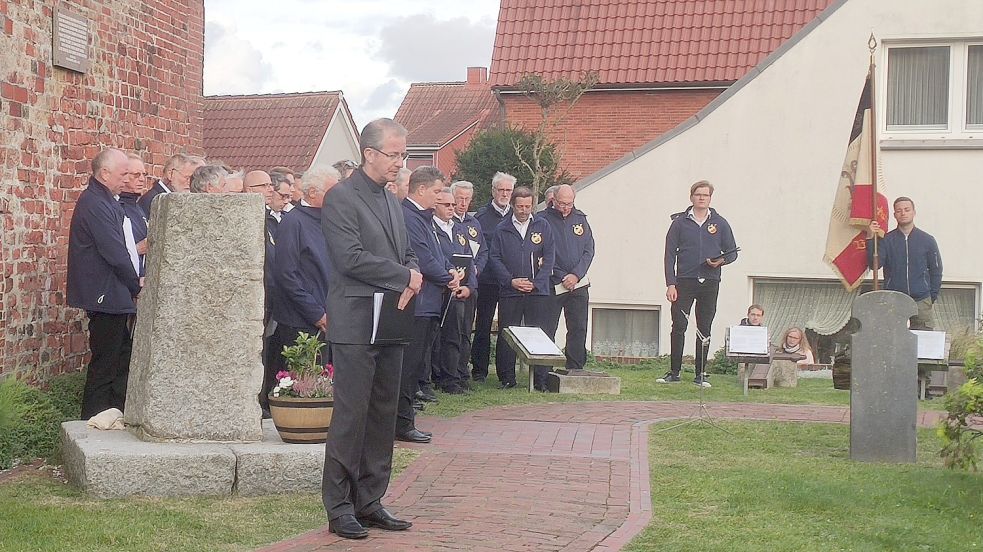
[322,343,403,520]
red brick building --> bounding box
[0,1,205,378]
[395,67,498,178]
[490,0,836,181]
[204,91,361,175]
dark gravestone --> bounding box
[850,291,918,463]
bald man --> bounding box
[68,148,143,418]
[541,185,595,372]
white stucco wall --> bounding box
[575,0,983,357]
[309,104,360,170]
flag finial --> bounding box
[868,33,878,54]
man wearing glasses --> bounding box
[542,185,594,374]
[320,118,423,539]
[138,153,203,217]
[658,180,738,388]
[471,171,516,382]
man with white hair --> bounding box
[67,148,142,418]
[449,180,488,382]
[471,171,515,382]
[138,153,203,216]
[268,166,339,377]
[189,165,228,194]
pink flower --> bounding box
[323,363,335,379]
[276,370,291,381]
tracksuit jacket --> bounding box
[867,227,942,302]
[488,215,555,298]
[664,206,738,286]
[541,206,595,286]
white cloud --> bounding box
[203,21,274,95]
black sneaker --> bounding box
[693,377,712,388]
[656,372,681,383]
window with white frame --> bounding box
[591,307,659,359]
[884,41,983,140]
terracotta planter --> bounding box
[268,396,333,444]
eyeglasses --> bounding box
[436,202,454,207]
[554,200,573,208]
[127,172,147,179]
[277,192,292,200]
[248,182,273,189]
[368,147,409,161]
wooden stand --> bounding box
[501,327,567,392]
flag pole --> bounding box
[868,33,880,291]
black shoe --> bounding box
[472,374,486,382]
[656,372,681,383]
[499,381,517,389]
[396,429,432,443]
[412,400,426,411]
[329,514,368,539]
[415,390,439,403]
[419,430,432,437]
[357,508,412,531]
[441,385,466,395]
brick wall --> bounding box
[501,88,724,181]
[0,0,204,380]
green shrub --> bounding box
[0,378,66,470]
[45,371,85,421]
[707,347,739,375]
[938,378,983,471]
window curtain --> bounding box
[968,45,982,126]
[754,280,977,345]
[592,308,659,357]
[887,46,950,127]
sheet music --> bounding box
[912,330,946,360]
[507,326,564,356]
[371,292,384,344]
[727,325,769,355]
[554,276,590,295]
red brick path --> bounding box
[259,401,946,552]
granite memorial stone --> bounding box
[124,193,266,442]
[850,290,918,463]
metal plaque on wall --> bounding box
[52,7,90,73]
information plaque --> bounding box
[53,7,89,73]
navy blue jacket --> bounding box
[542,206,594,286]
[67,176,142,314]
[488,215,555,298]
[137,180,170,219]
[402,199,453,318]
[434,219,478,297]
[119,192,149,277]
[665,207,738,285]
[263,208,281,316]
[271,205,331,330]
[455,212,488,277]
[474,202,511,286]
[867,227,942,302]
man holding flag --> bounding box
[867,198,942,329]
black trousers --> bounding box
[495,294,550,388]
[669,278,720,378]
[433,299,467,390]
[460,292,477,378]
[471,283,500,380]
[397,317,438,435]
[322,343,402,521]
[543,286,590,371]
[81,312,132,419]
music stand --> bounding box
[652,311,732,435]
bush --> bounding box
[707,348,739,375]
[0,378,65,470]
[938,332,983,471]
[45,371,85,421]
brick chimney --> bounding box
[465,66,488,88]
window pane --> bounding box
[968,45,983,127]
[591,308,659,358]
[887,46,950,128]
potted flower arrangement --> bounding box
[268,332,334,444]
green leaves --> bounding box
[279,332,325,379]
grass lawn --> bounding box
[0,448,419,552]
[626,422,982,552]
[424,358,949,417]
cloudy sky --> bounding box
[203,0,501,127]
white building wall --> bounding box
[575,0,983,356]
[309,106,360,170]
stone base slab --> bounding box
[546,370,621,395]
[62,420,324,498]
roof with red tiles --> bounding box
[203,91,348,173]
[489,0,837,87]
[395,82,499,147]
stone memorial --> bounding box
[850,290,918,463]
[62,194,322,498]
[125,193,266,442]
